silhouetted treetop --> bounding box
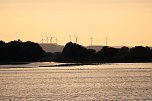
[0,40,46,62]
[62,42,152,62]
[130,46,151,60]
[97,46,118,60]
[62,42,95,58]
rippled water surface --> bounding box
[0,63,152,101]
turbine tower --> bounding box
[55,37,58,45]
[49,34,54,44]
[45,34,49,43]
[69,34,72,42]
[40,35,45,43]
[105,34,108,46]
[90,36,94,46]
[74,35,78,44]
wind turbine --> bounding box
[74,35,79,44]
[55,37,58,45]
[40,35,45,43]
[105,34,108,46]
[90,36,94,46]
[45,34,49,43]
[49,34,54,44]
[69,34,72,42]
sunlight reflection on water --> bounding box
[0,63,152,101]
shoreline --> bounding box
[0,60,152,68]
[0,60,152,65]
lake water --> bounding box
[0,62,152,101]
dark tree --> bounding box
[0,41,7,61]
[0,40,46,62]
[97,46,118,60]
[130,46,151,60]
[61,42,152,62]
[62,42,93,58]
[117,46,130,60]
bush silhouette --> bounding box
[97,46,118,60]
[62,42,152,62]
[62,42,94,58]
[117,46,130,60]
[0,40,45,62]
[130,46,151,60]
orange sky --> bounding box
[0,0,152,46]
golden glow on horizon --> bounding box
[0,0,152,46]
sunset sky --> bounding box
[0,0,152,46]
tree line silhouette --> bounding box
[0,40,152,63]
[0,40,45,63]
[62,42,152,62]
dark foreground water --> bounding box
[0,63,152,101]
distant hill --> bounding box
[40,43,150,53]
[39,43,64,53]
[39,43,105,53]
[86,46,103,52]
